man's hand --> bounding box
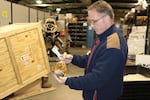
[53,74,67,84]
[62,52,73,64]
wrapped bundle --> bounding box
[52,61,67,77]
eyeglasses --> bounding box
[88,15,106,25]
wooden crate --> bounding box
[0,23,50,99]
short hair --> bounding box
[88,0,114,19]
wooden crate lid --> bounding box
[0,23,42,37]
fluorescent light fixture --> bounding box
[56,8,61,12]
[36,0,42,4]
[131,8,135,12]
[56,8,61,13]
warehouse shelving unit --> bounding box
[68,22,87,47]
[145,3,150,54]
[120,3,150,100]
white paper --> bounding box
[51,45,62,60]
[136,55,150,65]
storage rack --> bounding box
[68,22,87,47]
[121,3,150,99]
[145,3,150,54]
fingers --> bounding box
[62,52,73,64]
[53,74,60,81]
[53,74,62,83]
[63,52,72,59]
[63,52,68,58]
[53,74,67,84]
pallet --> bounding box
[7,79,55,100]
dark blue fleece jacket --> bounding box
[65,24,128,100]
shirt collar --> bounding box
[97,24,116,41]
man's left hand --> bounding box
[53,74,67,84]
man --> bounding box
[54,0,128,100]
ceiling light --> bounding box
[131,8,135,12]
[36,0,42,4]
[56,8,61,13]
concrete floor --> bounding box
[23,47,90,100]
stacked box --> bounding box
[127,26,146,55]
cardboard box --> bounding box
[0,23,50,99]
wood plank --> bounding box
[8,79,55,100]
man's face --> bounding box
[88,9,106,35]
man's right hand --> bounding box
[62,52,73,64]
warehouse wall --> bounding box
[0,0,11,25]
[30,8,38,22]
[0,0,50,26]
[13,3,28,23]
